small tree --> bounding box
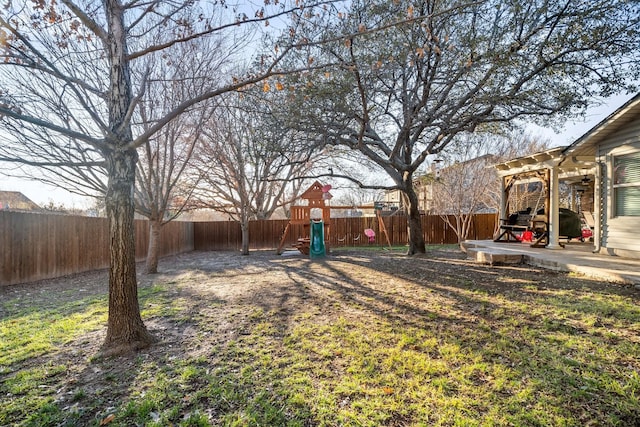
[134,39,222,274]
[432,145,498,244]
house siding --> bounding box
[597,119,640,259]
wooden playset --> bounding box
[277,181,391,255]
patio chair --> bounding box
[581,211,595,242]
[582,211,595,230]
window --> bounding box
[613,151,640,216]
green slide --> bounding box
[309,220,326,259]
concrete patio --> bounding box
[462,239,640,287]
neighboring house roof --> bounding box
[0,191,41,211]
[448,153,498,168]
[563,92,640,158]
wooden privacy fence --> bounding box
[194,213,497,251]
[1,211,194,286]
[1,211,496,285]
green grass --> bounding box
[0,284,175,371]
[0,284,181,427]
[1,251,639,426]
[0,296,107,370]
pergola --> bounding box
[494,92,640,255]
[494,147,596,249]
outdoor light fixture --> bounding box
[433,158,443,181]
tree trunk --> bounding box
[102,149,155,355]
[460,213,474,244]
[404,183,426,255]
[145,219,162,274]
[100,0,154,355]
[240,219,250,255]
[455,214,464,244]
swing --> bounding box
[520,187,545,242]
[496,180,544,243]
[364,228,375,243]
[363,216,376,243]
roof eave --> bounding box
[563,92,640,156]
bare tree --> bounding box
[0,0,338,355]
[432,142,498,244]
[274,0,640,254]
[134,39,223,274]
[193,93,319,255]
[134,109,206,274]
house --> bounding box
[563,93,640,259]
[0,191,41,211]
[384,154,499,214]
[494,92,640,259]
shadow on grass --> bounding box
[302,251,640,425]
[1,249,639,426]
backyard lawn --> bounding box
[1,247,639,426]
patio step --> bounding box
[463,240,640,287]
[459,241,479,253]
[467,248,524,265]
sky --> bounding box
[0,174,94,209]
[527,92,633,148]
[0,92,636,209]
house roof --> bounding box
[0,191,41,211]
[437,153,498,172]
[492,91,640,177]
[563,92,640,157]
[299,181,332,200]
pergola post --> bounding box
[593,161,602,253]
[546,165,562,249]
[499,176,508,222]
